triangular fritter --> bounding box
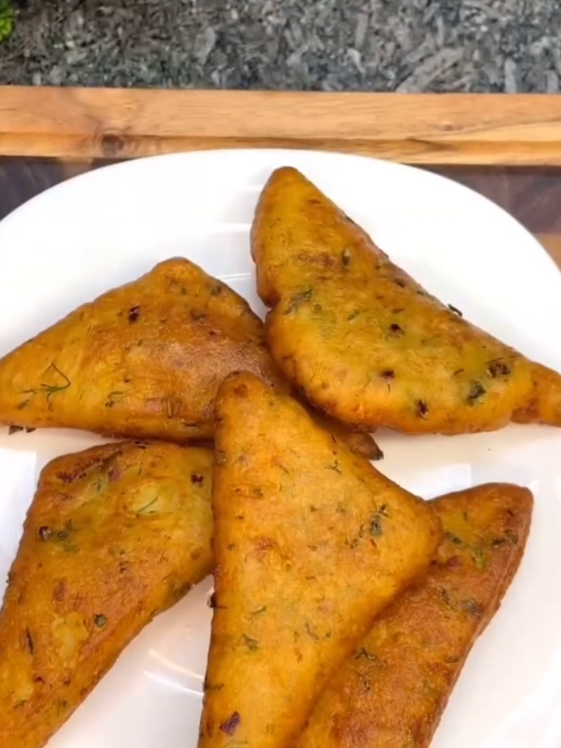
[0,440,214,748]
[0,257,380,459]
[0,258,279,442]
[297,482,533,748]
[251,166,561,434]
[198,372,441,748]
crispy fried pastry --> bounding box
[297,482,533,748]
[198,372,441,748]
[0,257,380,459]
[251,166,561,434]
[0,440,214,748]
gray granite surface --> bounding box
[0,0,560,91]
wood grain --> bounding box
[2,88,561,164]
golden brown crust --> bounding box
[513,362,561,426]
[0,440,214,748]
[0,256,380,459]
[296,482,533,748]
[307,407,383,460]
[251,166,561,434]
[0,258,278,441]
[198,372,441,748]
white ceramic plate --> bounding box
[0,149,561,748]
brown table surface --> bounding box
[1,89,561,270]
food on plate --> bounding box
[0,257,277,443]
[198,372,442,748]
[251,165,561,435]
[296,482,533,748]
[510,361,561,426]
[0,256,380,459]
[308,407,382,460]
[0,440,214,748]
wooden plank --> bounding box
[1,89,561,165]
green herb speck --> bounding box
[0,0,14,43]
[472,547,487,569]
[461,597,483,617]
[23,362,71,402]
[355,647,376,661]
[467,381,486,405]
[370,504,389,538]
[105,390,127,408]
[242,634,259,652]
[284,288,313,315]
[326,460,342,474]
[505,529,519,545]
[136,498,158,516]
[445,532,464,547]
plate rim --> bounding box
[1,147,559,281]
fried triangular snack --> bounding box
[0,257,380,459]
[297,482,533,748]
[251,166,561,434]
[198,372,441,748]
[0,440,214,748]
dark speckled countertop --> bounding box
[0,0,560,92]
